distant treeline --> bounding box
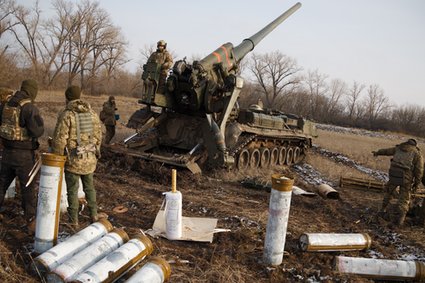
[238,52,425,138]
[1,0,423,137]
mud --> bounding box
[0,147,424,282]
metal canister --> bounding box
[32,219,113,274]
[263,174,294,266]
[34,153,67,254]
[335,256,425,281]
[317,183,339,199]
[47,229,129,282]
[125,257,171,283]
[299,233,372,252]
[74,234,154,283]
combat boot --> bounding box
[394,215,406,227]
[68,214,79,228]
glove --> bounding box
[372,151,378,156]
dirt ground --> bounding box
[1,94,425,282]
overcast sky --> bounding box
[35,0,425,107]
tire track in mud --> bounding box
[97,145,425,281]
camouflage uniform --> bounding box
[0,80,44,224]
[52,86,102,224]
[101,96,117,144]
[374,139,423,226]
[147,41,173,93]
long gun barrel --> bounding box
[198,2,302,73]
[234,2,302,62]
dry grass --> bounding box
[305,153,370,183]
[0,241,38,283]
[314,128,425,172]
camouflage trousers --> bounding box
[104,125,115,145]
[65,171,97,223]
[158,73,167,93]
[381,182,412,225]
[0,148,37,221]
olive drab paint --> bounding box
[121,3,315,174]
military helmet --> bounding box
[157,40,167,48]
[407,138,417,146]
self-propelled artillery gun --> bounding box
[113,2,317,173]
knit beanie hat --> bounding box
[21,79,38,101]
[65,85,81,101]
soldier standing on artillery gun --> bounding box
[372,138,423,226]
[146,40,173,93]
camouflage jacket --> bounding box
[147,49,173,74]
[101,101,116,126]
[52,99,102,175]
[375,142,424,185]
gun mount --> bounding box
[114,2,317,174]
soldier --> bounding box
[0,79,44,232]
[51,86,102,226]
[100,96,117,144]
[147,40,173,92]
[372,138,423,226]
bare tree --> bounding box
[9,0,42,75]
[346,81,365,123]
[364,84,391,127]
[0,0,20,84]
[392,104,422,133]
[36,0,75,86]
[58,0,127,93]
[248,51,301,109]
[139,43,156,63]
[304,69,328,120]
[325,78,347,121]
[0,0,19,55]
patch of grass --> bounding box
[314,129,425,172]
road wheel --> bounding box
[270,147,279,166]
[237,149,249,170]
[293,147,301,164]
[278,147,287,165]
[249,149,260,168]
[285,147,294,166]
[259,147,270,168]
